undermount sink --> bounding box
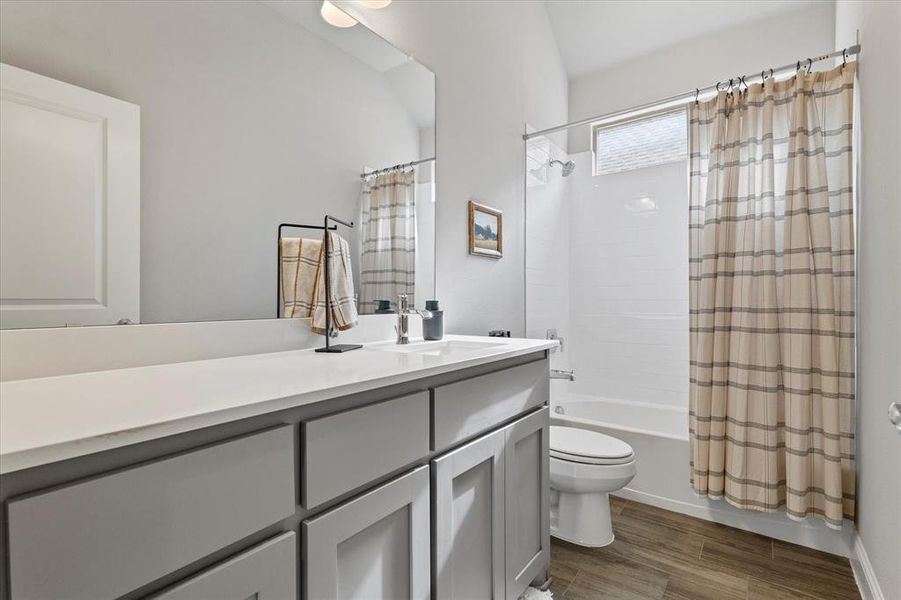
[368,339,507,356]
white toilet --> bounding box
[549,425,636,547]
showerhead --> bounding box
[549,158,576,177]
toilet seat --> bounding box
[550,426,634,465]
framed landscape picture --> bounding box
[469,201,503,258]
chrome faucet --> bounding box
[550,368,575,381]
[395,294,433,345]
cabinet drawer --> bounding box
[150,532,296,600]
[7,426,295,600]
[432,360,548,451]
[302,391,429,508]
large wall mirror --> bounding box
[0,0,435,329]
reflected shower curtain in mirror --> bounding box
[359,170,416,313]
[688,64,856,528]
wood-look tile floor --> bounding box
[549,497,861,600]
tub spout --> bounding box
[550,369,575,381]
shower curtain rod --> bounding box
[523,44,860,141]
[361,156,436,179]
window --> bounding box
[592,109,687,175]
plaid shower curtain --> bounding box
[688,63,856,528]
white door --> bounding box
[0,63,139,329]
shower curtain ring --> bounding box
[842,48,848,67]
[694,88,700,105]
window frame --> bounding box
[590,106,688,177]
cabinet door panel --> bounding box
[150,532,296,600]
[504,408,550,600]
[432,427,505,600]
[304,466,430,600]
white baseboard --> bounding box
[850,534,885,600]
[613,487,854,558]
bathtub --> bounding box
[550,393,853,557]
[551,395,688,441]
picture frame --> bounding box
[468,200,503,258]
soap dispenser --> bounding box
[423,300,444,340]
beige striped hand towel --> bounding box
[280,233,359,333]
[280,237,322,318]
[310,231,358,334]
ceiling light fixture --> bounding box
[359,0,392,7]
[321,1,358,28]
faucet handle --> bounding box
[397,294,409,311]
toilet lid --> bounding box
[550,426,634,462]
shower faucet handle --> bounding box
[546,329,564,352]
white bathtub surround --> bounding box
[525,133,571,388]
[688,65,857,529]
[567,153,689,411]
[0,335,557,473]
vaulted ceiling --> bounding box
[544,0,829,79]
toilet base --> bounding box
[550,490,615,547]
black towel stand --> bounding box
[277,215,362,353]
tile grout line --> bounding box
[560,568,581,599]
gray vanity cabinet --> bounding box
[5,426,295,600]
[432,407,550,600]
[0,352,551,600]
[303,465,431,600]
[504,408,551,600]
[149,532,297,600]
[432,427,506,600]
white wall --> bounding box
[567,3,836,154]
[0,0,421,324]
[335,1,569,336]
[835,2,901,597]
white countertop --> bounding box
[0,335,555,474]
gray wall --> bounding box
[0,0,421,323]
[836,1,901,596]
